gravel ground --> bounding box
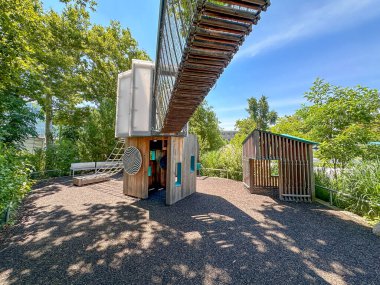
[0,177,379,285]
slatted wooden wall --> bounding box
[249,159,279,193]
[242,130,315,202]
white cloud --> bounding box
[237,0,380,59]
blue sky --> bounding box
[43,0,380,130]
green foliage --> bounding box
[270,114,309,139]
[200,145,242,180]
[362,144,380,161]
[77,99,116,162]
[189,101,225,153]
[1,0,148,153]
[26,138,79,176]
[231,118,256,146]
[0,144,32,225]
[272,78,380,168]
[0,0,44,147]
[232,95,278,146]
[315,161,380,221]
[46,139,79,174]
[0,97,41,147]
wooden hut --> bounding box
[242,130,317,202]
[123,135,198,205]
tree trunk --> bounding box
[45,93,53,147]
[333,159,338,180]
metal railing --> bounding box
[30,169,64,179]
[316,184,380,208]
[153,0,200,131]
[199,167,243,181]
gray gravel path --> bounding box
[0,177,379,285]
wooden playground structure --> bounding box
[243,130,317,202]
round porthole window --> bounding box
[123,146,142,175]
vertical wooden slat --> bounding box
[292,140,296,200]
[285,138,289,198]
[275,134,278,159]
[278,136,283,197]
[269,133,272,159]
[309,144,315,201]
[303,143,307,200]
[268,160,270,188]
[303,143,308,200]
[300,143,306,200]
[295,141,299,200]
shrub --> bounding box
[27,139,79,178]
[200,144,242,180]
[0,143,32,225]
[315,160,380,221]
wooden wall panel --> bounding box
[123,137,150,199]
[166,135,198,205]
[249,159,279,194]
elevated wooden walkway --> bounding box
[154,0,270,133]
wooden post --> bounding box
[308,144,315,201]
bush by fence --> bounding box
[315,160,380,221]
[200,145,242,181]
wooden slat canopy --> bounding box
[154,0,271,134]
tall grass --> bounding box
[315,160,380,221]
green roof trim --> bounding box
[368,141,380,146]
[280,134,318,145]
[241,129,319,145]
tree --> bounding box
[270,114,310,139]
[0,0,44,147]
[231,95,278,146]
[189,101,225,152]
[303,79,379,168]
[272,78,380,169]
[77,98,116,161]
[246,95,278,130]
[0,98,41,147]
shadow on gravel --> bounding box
[0,180,379,284]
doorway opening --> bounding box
[148,139,167,202]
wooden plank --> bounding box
[73,175,110,187]
[254,131,260,159]
[195,27,243,42]
[204,2,258,21]
[308,144,315,201]
[166,135,198,205]
[200,15,251,33]
[193,38,237,52]
[285,138,290,198]
[217,0,266,11]
[123,137,150,199]
[295,141,299,199]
